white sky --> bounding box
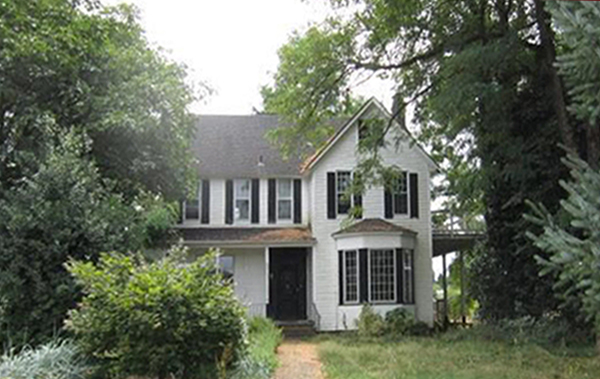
[105,0,395,115]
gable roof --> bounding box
[332,218,417,236]
[192,115,346,177]
[301,97,438,173]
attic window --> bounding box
[358,120,368,141]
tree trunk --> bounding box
[533,0,576,155]
[586,122,600,169]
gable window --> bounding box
[337,171,352,214]
[394,172,408,215]
[402,250,414,304]
[277,179,293,220]
[184,181,201,221]
[234,179,251,222]
[369,249,396,302]
[343,250,359,303]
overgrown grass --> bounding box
[317,323,600,379]
[0,339,87,379]
[228,317,282,379]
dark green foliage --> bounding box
[356,305,385,338]
[356,305,429,338]
[0,136,176,347]
[383,308,414,337]
[0,0,197,200]
[66,248,247,379]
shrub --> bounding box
[356,305,385,337]
[0,339,87,379]
[66,247,247,379]
[229,317,282,379]
[384,308,415,336]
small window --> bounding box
[217,255,234,280]
[277,179,293,220]
[403,250,414,304]
[337,171,352,214]
[184,181,201,221]
[234,179,251,221]
[343,250,359,303]
[358,120,369,141]
[394,172,408,215]
[369,249,396,302]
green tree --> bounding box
[262,0,572,319]
[527,1,600,348]
[0,0,197,346]
[0,0,198,200]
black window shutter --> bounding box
[293,179,302,224]
[268,179,276,224]
[410,250,416,304]
[384,188,393,219]
[359,249,369,303]
[338,251,344,305]
[201,180,210,224]
[396,248,403,304]
[409,173,419,218]
[178,200,184,224]
[225,180,233,224]
[327,172,336,219]
[353,173,363,219]
[251,179,259,224]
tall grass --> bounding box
[0,339,87,379]
[228,317,282,379]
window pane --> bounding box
[278,200,292,219]
[345,250,358,303]
[235,179,250,198]
[370,249,395,302]
[278,179,292,198]
[403,250,414,304]
[235,199,249,220]
[185,200,199,220]
[394,172,408,214]
[337,171,351,214]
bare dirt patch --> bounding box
[272,340,324,379]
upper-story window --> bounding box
[234,179,251,222]
[394,172,408,215]
[277,179,293,220]
[184,181,201,221]
[337,171,352,214]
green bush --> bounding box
[66,247,247,379]
[384,308,414,336]
[229,317,282,379]
[0,339,87,379]
[356,305,385,337]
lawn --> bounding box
[316,330,600,379]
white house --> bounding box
[178,98,436,331]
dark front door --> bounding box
[269,248,307,321]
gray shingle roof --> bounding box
[192,115,346,177]
[332,218,417,236]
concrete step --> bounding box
[276,320,316,338]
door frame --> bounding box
[267,247,307,321]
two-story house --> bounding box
[178,98,436,331]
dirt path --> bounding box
[272,340,324,379]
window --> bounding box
[217,255,234,280]
[403,250,414,304]
[184,181,201,221]
[234,179,251,221]
[277,179,293,220]
[369,249,396,302]
[337,171,352,214]
[394,172,408,215]
[343,250,359,303]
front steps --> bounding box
[276,320,317,338]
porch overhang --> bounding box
[332,218,417,251]
[179,227,316,248]
[432,231,483,257]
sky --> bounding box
[105,0,395,115]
